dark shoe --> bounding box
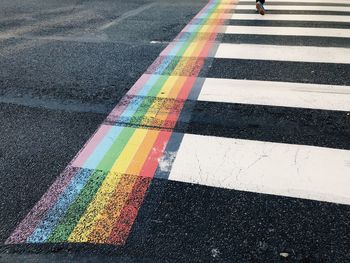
[256,1,265,15]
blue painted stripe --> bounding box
[77,0,221,169]
[82,126,123,170]
[27,169,92,243]
[26,0,221,243]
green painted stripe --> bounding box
[48,127,135,242]
[47,1,222,242]
[128,1,221,124]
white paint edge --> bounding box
[198,78,350,112]
[224,25,350,38]
[214,43,350,64]
[236,5,350,12]
[230,13,350,22]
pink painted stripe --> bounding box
[106,74,152,122]
[72,74,152,167]
[195,0,214,17]
[71,125,110,167]
[6,167,78,244]
[7,74,154,243]
[6,0,227,245]
[146,56,168,74]
[111,74,152,101]
[160,0,215,57]
[6,74,154,243]
[6,74,152,243]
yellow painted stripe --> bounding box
[87,130,159,243]
[81,63,189,243]
[184,12,222,57]
[69,67,177,242]
[194,27,220,57]
[152,77,188,129]
[199,25,216,33]
[183,19,217,57]
[87,174,138,244]
[192,11,229,57]
[211,12,224,19]
[67,128,148,242]
[110,129,149,174]
[192,39,208,58]
[68,1,231,243]
[183,40,199,57]
[157,76,180,98]
[168,76,188,98]
[139,76,180,127]
[126,130,160,175]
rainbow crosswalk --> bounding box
[6,0,236,246]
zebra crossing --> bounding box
[165,0,350,206]
[5,0,350,259]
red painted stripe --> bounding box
[140,131,172,178]
[103,3,234,245]
[107,176,152,245]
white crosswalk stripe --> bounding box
[215,43,350,63]
[235,5,350,12]
[169,134,350,205]
[230,14,350,22]
[225,25,350,37]
[198,78,350,111]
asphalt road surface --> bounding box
[1,0,350,262]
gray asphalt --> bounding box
[1,0,350,262]
[0,0,205,259]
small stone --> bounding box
[280,252,289,258]
[211,248,220,258]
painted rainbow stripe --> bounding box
[6,0,235,246]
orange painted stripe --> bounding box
[87,174,138,244]
[103,1,234,245]
[107,176,152,245]
[86,131,159,243]
[87,74,189,243]
[140,130,172,178]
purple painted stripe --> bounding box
[5,167,79,244]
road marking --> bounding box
[6,0,235,245]
[198,78,350,111]
[236,5,350,12]
[168,134,350,206]
[7,0,350,248]
[225,25,350,37]
[214,43,350,64]
[231,13,350,23]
